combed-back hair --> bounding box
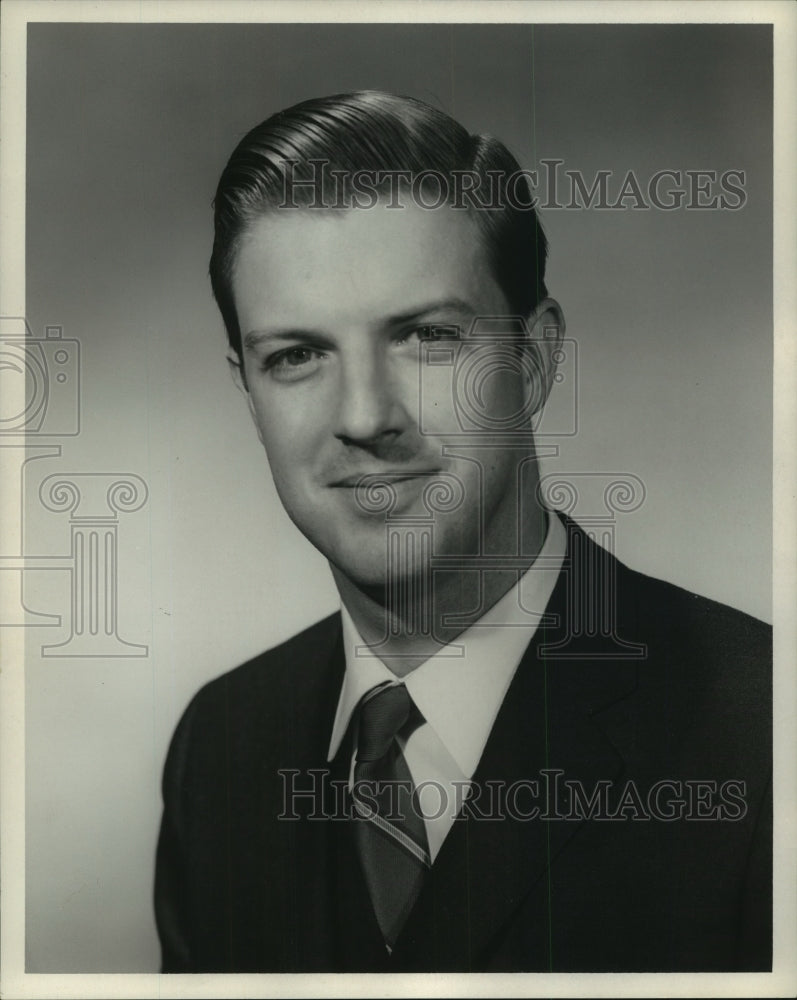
[210,90,548,359]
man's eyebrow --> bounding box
[242,299,476,352]
[242,329,329,352]
[383,297,476,327]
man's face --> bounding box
[231,201,551,589]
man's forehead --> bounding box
[237,200,481,262]
[232,203,505,330]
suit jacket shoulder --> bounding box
[154,612,345,972]
[185,610,342,711]
[612,554,771,763]
[165,612,343,767]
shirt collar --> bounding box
[327,612,397,763]
[327,509,566,774]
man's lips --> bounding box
[328,470,441,488]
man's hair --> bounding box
[210,90,548,359]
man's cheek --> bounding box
[256,410,313,465]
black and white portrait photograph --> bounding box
[1,1,795,997]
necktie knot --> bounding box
[356,683,411,763]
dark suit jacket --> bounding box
[154,515,771,972]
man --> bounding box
[154,91,771,973]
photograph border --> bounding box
[1,1,795,997]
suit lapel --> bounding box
[274,621,347,969]
[280,622,394,970]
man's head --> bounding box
[210,91,549,361]
[210,91,564,592]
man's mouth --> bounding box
[328,470,441,488]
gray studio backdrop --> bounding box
[23,23,771,971]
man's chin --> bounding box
[327,550,394,593]
[318,512,479,589]
[325,539,434,596]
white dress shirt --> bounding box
[327,508,567,861]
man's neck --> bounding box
[331,497,550,679]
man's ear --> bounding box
[522,297,566,416]
[227,350,265,444]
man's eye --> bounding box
[264,347,323,380]
[418,324,461,341]
[399,324,461,344]
[277,348,314,366]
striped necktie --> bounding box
[352,682,431,949]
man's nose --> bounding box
[333,349,408,446]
